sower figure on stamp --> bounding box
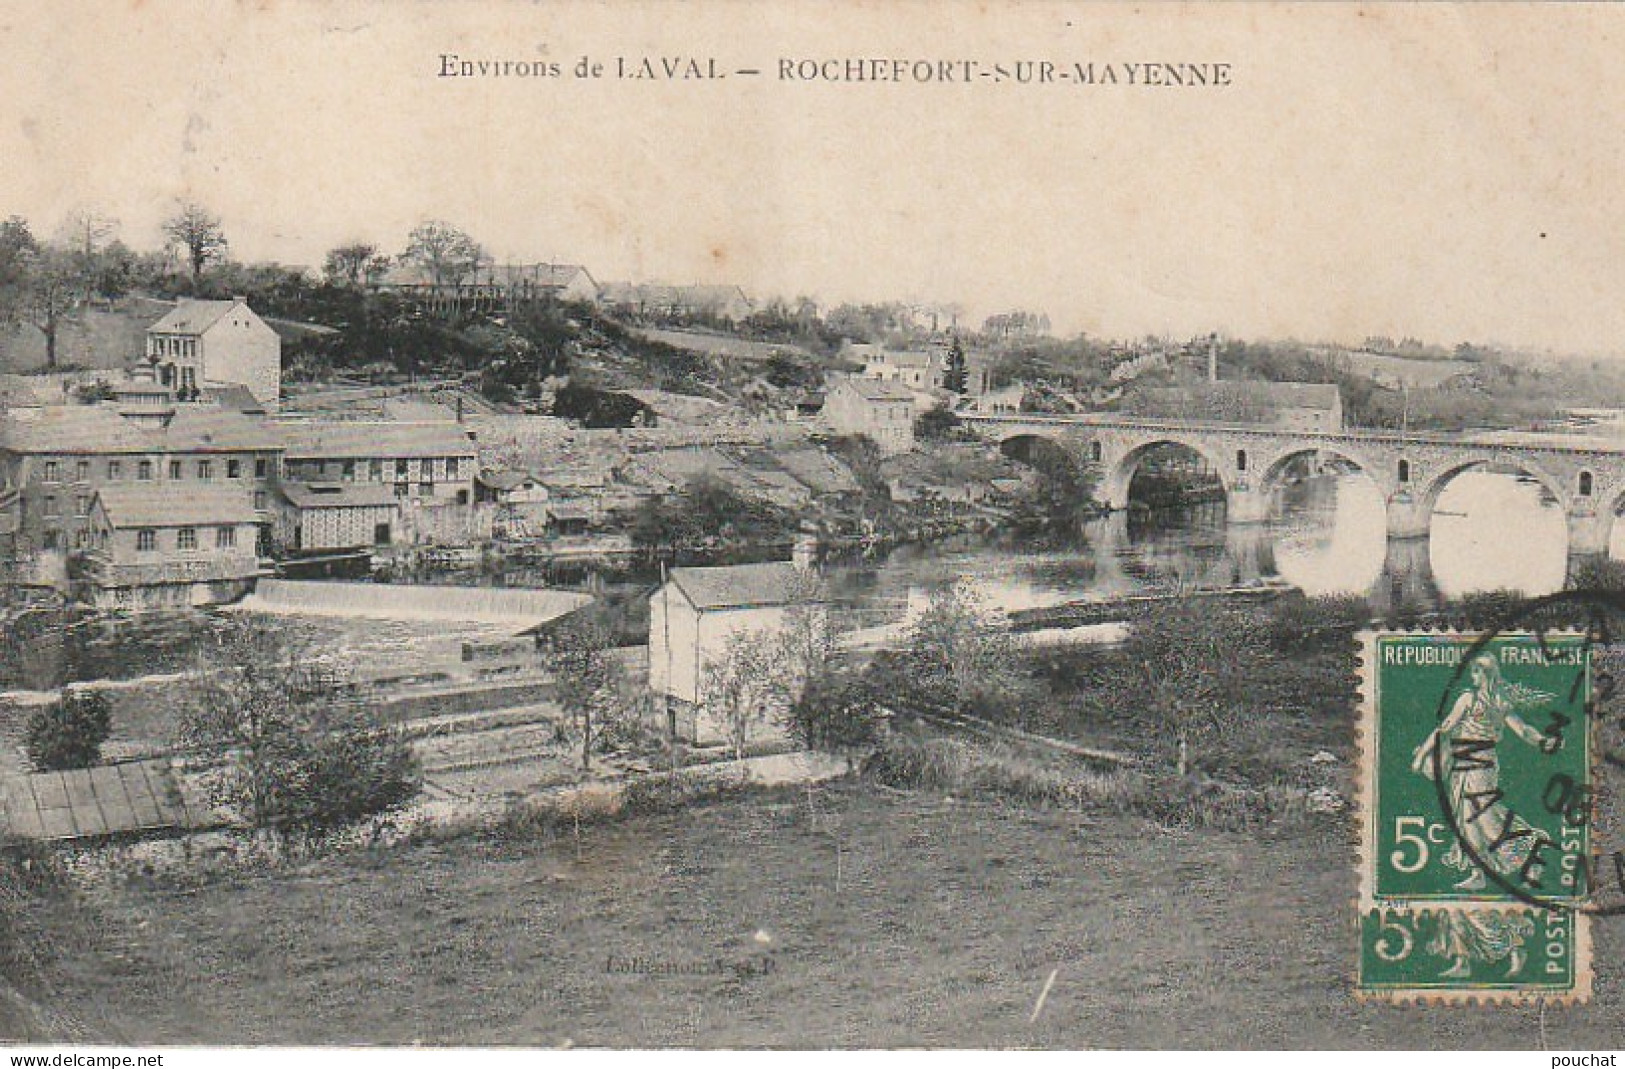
[1410,653,1554,977]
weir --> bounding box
[240,580,594,628]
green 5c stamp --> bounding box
[1358,632,1594,1002]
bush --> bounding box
[1266,592,1371,653]
[23,690,111,771]
[783,672,881,759]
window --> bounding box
[74,460,89,482]
[1090,441,1103,463]
[74,495,90,517]
[254,490,268,511]
[42,461,59,482]
[136,529,156,552]
[138,460,153,481]
[1397,459,1411,484]
[254,457,268,479]
[176,527,197,551]
[396,458,409,477]
[74,528,91,549]
[1580,471,1594,498]
[446,457,460,479]
[42,495,58,517]
[42,530,58,550]
[227,459,242,480]
[216,526,236,549]
[107,461,122,481]
[369,459,383,480]
[197,460,213,480]
[418,482,434,498]
[342,460,356,480]
[169,460,183,480]
[1235,449,1248,472]
[394,482,409,498]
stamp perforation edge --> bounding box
[1352,628,1594,1005]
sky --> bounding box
[2,1,1623,354]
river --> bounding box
[0,470,1592,690]
[822,470,1579,622]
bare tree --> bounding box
[18,246,86,370]
[401,220,486,288]
[162,200,229,286]
[540,618,625,771]
[56,207,118,260]
[704,629,794,761]
[324,241,387,287]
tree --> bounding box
[323,241,388,287]
[179,620,418,845]
[162,201,229,286]
[540,618,625,771]
[943,333,968,394]
[55,208,117,260]
[704,628,793,761]
[914,403,962,441]
[901,579,1032,716]
[24,689,112,771]
[17,246,86,370]
[1121,601,1263,773]
[0,216,39,328]
[400,220,486,288]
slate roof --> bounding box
[147,299,245,336]
[0,403,281,454]
[667,561,802,611]
[96,484,257,528]
[278,481,399,509]
[832,376,915,403]
[0,405,157,453]
[279,420,477,460]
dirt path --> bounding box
[12,783,1623,1047]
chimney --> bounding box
[1207,333,1219,383]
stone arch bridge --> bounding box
[963,412,1625,566]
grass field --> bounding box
[9,781,1622,1048]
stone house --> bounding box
[144,298,283,412]
[821,375,916,455]
[78,484,261,609]
[647,557,820,745]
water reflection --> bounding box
[838,469,1575,626]
[1429,472,1567,599]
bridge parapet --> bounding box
[966,411,1625,557]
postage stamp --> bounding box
[1357,631,1595,1002]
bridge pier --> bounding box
[1225,486,1272,525]
[1224,524,1277,586]
[1368,535,1440,618]
[1565,508,1612,585]
[1385,493,1433,541]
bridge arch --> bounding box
[1415,458,1569,523]
[1099,436,1233,512]
[1256,445,1388,498]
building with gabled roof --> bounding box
[273,481,401,553]
[79,484,261,610]
[145,298,282,413]
[0,403,283,560]
[648,557,820,745]
[821,374,916,455]
[278,420,477,505]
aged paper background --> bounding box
[3,1,1622,356]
